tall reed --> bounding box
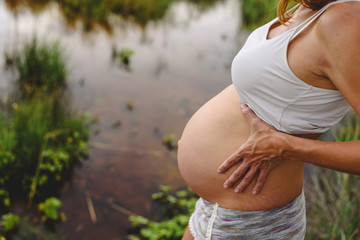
[306,115,360,240]
[14,38,66,100]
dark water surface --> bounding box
[0,0,248,238]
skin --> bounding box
[217,1,360,195]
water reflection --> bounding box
[0,0,245,239]
[5,0,227,33]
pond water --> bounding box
[0,0,249,239]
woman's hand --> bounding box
[217,104,288,195]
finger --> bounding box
[217,150,242,174]
[234,166,258,193]
[240,104,258,125]
[223,163,249,189]
[251,166,270,195]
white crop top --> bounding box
[231,0,355,134]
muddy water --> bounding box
[0,0,247,239]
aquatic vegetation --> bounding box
[126,99,134,110]
[1,216,64,240]
[119,48,135,66]
[0,96,89,208]
[38,197,65,222]
[161,134,178,151]
[112,47,135,71]
[128,186,197,240]
[0,36,89,240]
[112,120,122,128]
[306,115,360,240]
[0,213,20,233]
[9,38,67,100]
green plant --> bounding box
[6,95,89,202]
[12,37,67,99]
[0,112,16,209]
[1,37,89,212]
[306,115,360,240]
[119,48,135,66]
[128,186,198,240]
[1,213,20,233]
[161,134,178,151]
[2,216,65,240]
[38,197,64,221]
[0,150,15,208]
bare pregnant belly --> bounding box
[178,85,314,211]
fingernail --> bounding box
[224,184,229,189]
[240,104,245,109]
[252,190,257,195]
[217,169,222,174]
[235,189,240,193]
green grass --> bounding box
[13,38,67,100]
[240,0,278,30]
[306,115,360,240]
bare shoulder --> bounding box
[316,1,360,43]
[315,1,360,115]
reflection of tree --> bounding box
[5,0,224,33]
[5,0,50,13]
[187,0,225,11]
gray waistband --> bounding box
[189,191,306,239]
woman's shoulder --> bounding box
[316,1,360,41]
[315,1,360,115]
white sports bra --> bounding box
[231,0,356,134]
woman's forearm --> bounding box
[218,104,360,194]
[283,133,360,175]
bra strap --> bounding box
[290,0,360,40]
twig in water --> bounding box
[86,190,97,223]
[107,198,138,217]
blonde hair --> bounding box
[277,0,336,24]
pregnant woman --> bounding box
[178,0,360,239]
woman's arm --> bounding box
[286,132,360,175]
[286,1,360,175]
[218,2,360,195]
